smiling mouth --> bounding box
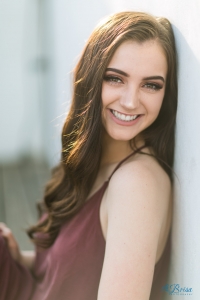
[110,109,141,122]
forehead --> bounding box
[107,40,167,78]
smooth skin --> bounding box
[93,40,172,300]
[101,40,167,144]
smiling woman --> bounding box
[0,11,177,300]
[101,40,167,141]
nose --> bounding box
[119,84,140,111]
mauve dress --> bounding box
[0,146,171,300]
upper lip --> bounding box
[110,109,140,116]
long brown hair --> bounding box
[28,11,178,248]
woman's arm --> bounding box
[19,250,36,272]
[0,223,36,272]
[97,160,171,300]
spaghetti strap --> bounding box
[108,144,147,182]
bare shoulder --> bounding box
[97,151,172,298]
[106,148,172,258]
[106,148,171,211]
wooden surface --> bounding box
[0,159,50,250]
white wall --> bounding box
[53,1,200,299]
[0,1,46,163]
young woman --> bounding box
[0,11,177,300]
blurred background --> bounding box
[0,1,200,299]
[0,0,112,250]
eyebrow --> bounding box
[105,68,165,83]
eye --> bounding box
[143,82,163,91]
[103,75,123,84]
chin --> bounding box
[106,129,137,142]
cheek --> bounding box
[101,83,119,108]
[153,95,165,117]
[101,87,110,108]
[144,93,164,117]
[101,87,107,126]
[101,90,107,122]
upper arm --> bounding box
[97,161,170,300]
[20,250,36,272]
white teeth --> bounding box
[112,110,138,121]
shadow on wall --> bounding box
[173,25,200,149]
[164,26,200,300]
[173,25,200,194]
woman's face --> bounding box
[101,40,167,142]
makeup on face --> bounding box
[101,40,167,141]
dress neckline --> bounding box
[84,144,171,269]
[85,180,108,205]
[85,145,147,204]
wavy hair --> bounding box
[28,11,178,248]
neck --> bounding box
[100,130,144,166]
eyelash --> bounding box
[103,75,163,91]
[143,83,162,91]
[104,75,122,84]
